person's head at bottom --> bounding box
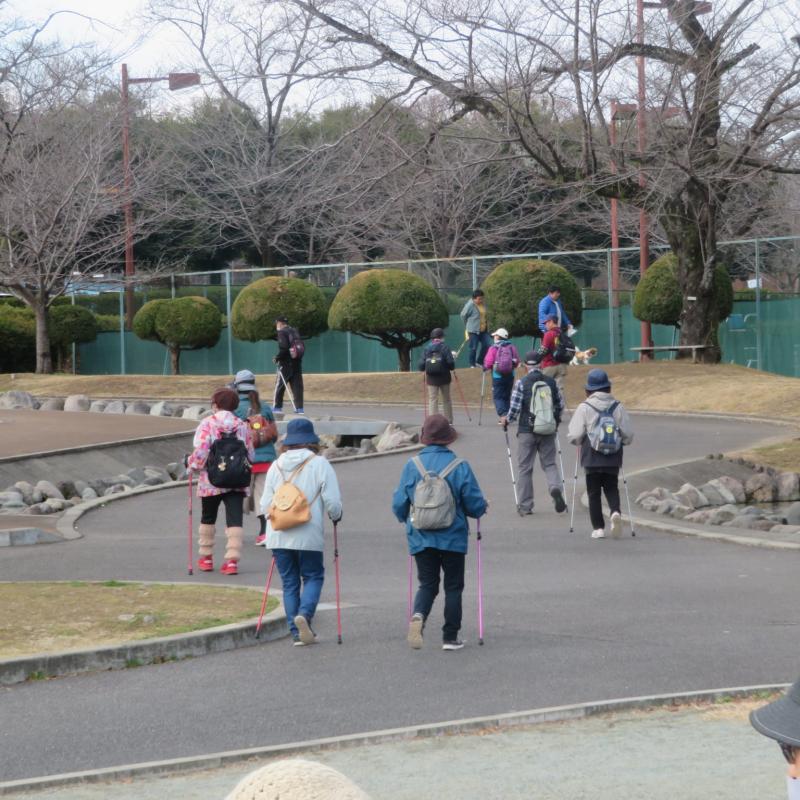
[420,414,457,447]
[751,677,800,796]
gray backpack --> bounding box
[529,380,556,435]
[410,456,463,531]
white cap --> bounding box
[491,328,509,339]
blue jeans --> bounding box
[272,549,325,636]
[468,332,491,367]
[491,373,515,416]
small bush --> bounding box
[94,314,121,332]
[0,304,35,372]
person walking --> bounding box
[531,315,569,401]
[260,418,342,645]
[499,350,567,515]
[186,387,255,576]
[273,316,304,416]
[567,369,633,539]
[460,289,491,369]
[233,369,278,546]
[537,284,572,336]
[482,327,520,418]
[392,414,488,651]
[418,327,455,422]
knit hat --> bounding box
[419,414,457,445]
[751,677,800,747]
[233,369,257,392]
[282,418,320,446]
[430,327,445,339]
[585,368,611,392]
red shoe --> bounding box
[220,559,238,575]
[197,555,214,572]
[254,534,266,546]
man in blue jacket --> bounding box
[537,285,572,336]
[392,414,488,651]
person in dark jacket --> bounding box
[273,317,304,415]
[418,327,455,422]
[233,369,277,546]
[392,414,488,651]
[567,369,633,539]
[499,350,566,515]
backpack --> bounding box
[288,328,305,359]
[424,343,449,377]
[528,379,556,435]
[494,342,516,375]
[585,401,622,455]
[247,413,278,449]
[409,456,463,531]
[206,432,252,489]
[553,332,576,364]
[268,456,322,531]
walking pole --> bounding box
[478,370,486,426]
[555,432,567,496]
[569,447,580,533]
[407,554,413,621]
[620,465,637,537]
[333,521,343,644]
[422,374,428,420]
[187,471,194,576]
[452,370,472,422]
[275,366,298,412]
[502,423,520,512]
[255,557,276,638]
[476,517,484,646]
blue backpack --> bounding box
[585,401,622,455]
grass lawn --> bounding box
[731,438,800,472]
[0,581,277,659]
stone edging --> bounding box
[0,683,786,794]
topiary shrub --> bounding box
[231,277,328,343]
[633,253,733,327]
[48,305,98,371]
[328,268,449,371]
[94,313,121,332]
[0,304,35,372]
[481,259,582,337]
[133,297,222,374]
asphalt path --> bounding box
[1,405,797,783]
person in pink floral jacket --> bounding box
[187,388,255,575]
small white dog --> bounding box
[571,346,598,366]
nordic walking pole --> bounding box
[502,423,520,512]
[333,521,343,644]
[478,370,486,426]
[555,432,567,497]
[407,554,413,621]
[187,471,194,576]
[255,557,276,638]
[569,447,580,533]
[422,374,428,420]
[476,517,484,646]
[620,465,636,537]
[452,370,472,422]
[275,366,298,412]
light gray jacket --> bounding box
[567,391,633,469]
[460,299,484,334]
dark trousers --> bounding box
[200,492,244,527]
[585,470,620,530]
[413,548,465,642]
[275,361,304,410]
[491,374,515,416]
[468,332,491,368]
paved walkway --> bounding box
[1,404,798,785]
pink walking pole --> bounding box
[407,554,413,621]
[255,557,276,638]
[477,517,484,646]
[187,472,194,576]
[333,522,343,644]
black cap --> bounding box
[751,678,800,747]
[275,316,288,324]
[431,328,444,339]
[524,349,542,366]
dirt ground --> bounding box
[0,582,276,659]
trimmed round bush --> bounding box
[132,299,169,341]
[231,277,328,341]
[49,305,98,351]
[633,253,733,326]
[481,259,582,337]
[328,269,449,371]
[0,304,35,372]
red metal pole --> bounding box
[610,101,621,312]
[121,64,135,331]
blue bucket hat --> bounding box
[282,418,320,447]
[585,368,611,392]
[233,369,257,392]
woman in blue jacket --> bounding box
[392,414,488,651]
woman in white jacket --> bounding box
[260,418,342,645]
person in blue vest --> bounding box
[392,414,488,651]
[537,285,572,336]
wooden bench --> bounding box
[630,345,707,363]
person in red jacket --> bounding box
[531,315,567,399]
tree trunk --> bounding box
[170,346,181,375]
[33,302,53,374]
[397,344,412,371]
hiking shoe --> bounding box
[273,408,284,417]
[254,534,266,546]
[407,613,424,649]
[197,555,214,572]
[220,559,238,575]
[442,639,465,651]
[610,511,622,539]
[591,529,605,539]
[551,487,567,514]
[294,614,316,645]
[518,507,533,516]
[295,409,305,415]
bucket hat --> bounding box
[282,418,320,447]
[585,368,611,392]
[751,678,800,747]
[233,369,257,392]
[430,327,445,339]
[491,327,509,339]
[420,414,457,446]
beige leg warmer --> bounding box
[198,524,216,556]
[224,527,243,562]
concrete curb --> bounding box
[0,683,787,794]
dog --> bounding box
[570,346,598,366]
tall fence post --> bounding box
[607,249,615,364]
[70,292,77,374]
[170,275,176,299]
[118,289,126,375]
[754,238,762,371]
[471,256,478,291]
[225,269,233,376]
[345,263,352,373]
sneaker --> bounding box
[518,507,533,516]
[197,555,213,572]
[551,487,567,514]
[294,614,316,645]
[220,559,238,575]
[295,409,305,415]
[591,529,605,539]
[254,534,266,546]
[407,613,424,650]
[442,639,465,651]
[610,511,622,539]
[273,408,284,417]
